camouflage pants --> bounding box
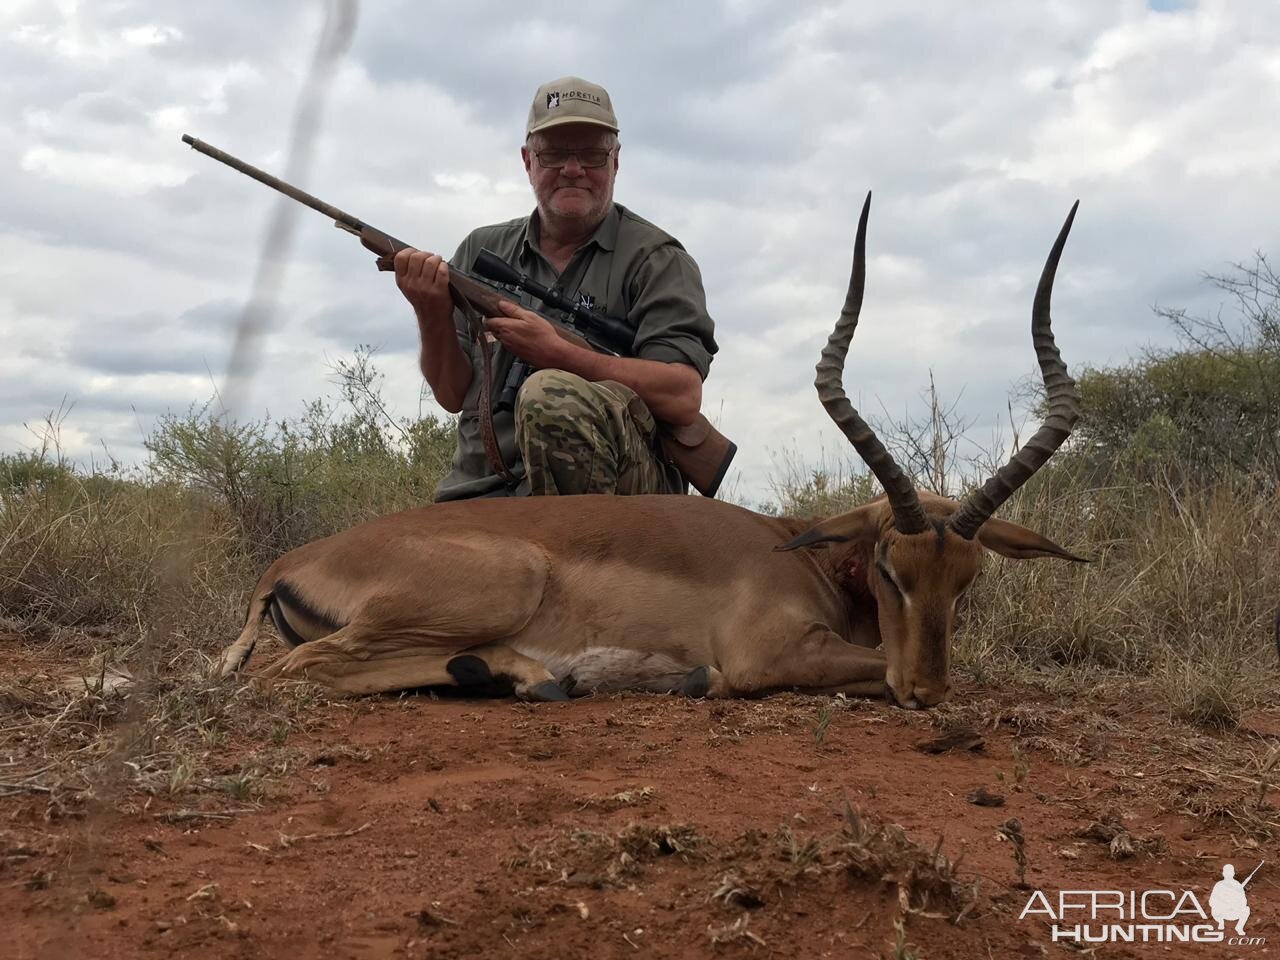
[515,369,683,496]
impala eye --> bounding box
[876,564,902,598]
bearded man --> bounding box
[393,76,719,500]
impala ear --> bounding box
[976,517,1089,562]
[776,504,883,552]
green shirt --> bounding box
[433,203,719,502]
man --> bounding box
[392,76,719,500]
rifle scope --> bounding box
[471,249,634,347]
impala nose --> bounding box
[911,683,951,708]
[889,682,951,710]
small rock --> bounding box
[967,787,1006,807]
[26,871,53,891]
[1109,832,1135,859]
[915,728,985,755]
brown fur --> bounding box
[218,490,1081,707]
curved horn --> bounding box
[948,201,1082,540]
[816,192,929,535]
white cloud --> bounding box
[1,0,1278,506]
[21,145,190,195]
[120,24,183,48]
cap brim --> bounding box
[526,116,619,137]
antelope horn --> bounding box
[816,192,929,535]
[948,201,1082,540]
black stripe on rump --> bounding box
[270,579,344,646]
[268,596,307,647]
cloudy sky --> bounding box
[2,0,1278,504]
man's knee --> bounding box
[515,369,601,442]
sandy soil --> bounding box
[4,661,1278,960]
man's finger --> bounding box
[393,247,417,278]
[497,298,537,321]
[423,254,444,286]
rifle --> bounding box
[180,135,736,497]
[470,249,634,412]
[1242,861,1264,888]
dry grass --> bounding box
[509,822,705,887]
[955,474,1280,728]
[0,631,330,819]
[837,804,977,921]
[509,807,977,929]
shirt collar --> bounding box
[522,203,620,260]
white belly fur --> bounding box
[511,643,691,694]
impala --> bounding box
[218,195,1085,708]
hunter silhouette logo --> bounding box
[546,92,560,109]
[1211,862,1262,935]
[1019,860,1266,946]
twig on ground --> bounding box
[276,820,372,848]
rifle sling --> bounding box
[471,247,598,489]
[469,312,520,487]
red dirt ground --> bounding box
[5,662,1278,959]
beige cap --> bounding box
[526,76,618,137]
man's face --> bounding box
[522,124,618,228]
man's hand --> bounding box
[397,248,472,412]
[394,248,453,327]
[487,299,570,368]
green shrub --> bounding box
[0,349,456,646]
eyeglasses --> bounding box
[534,148,614,169]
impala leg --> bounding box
[798,679,888,698]
[443,643,569,702]
[686,665,884,700]
[256,628,456,695]
[850,616,882,649]
[217,590,272,677]
[255,631,565,700]
[713,626,887,700]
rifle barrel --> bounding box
[1242,860,1264,887]
[181,134,364,229]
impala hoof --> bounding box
[218,639,256,677]
[526,680,571,702]
[680,666,711,698]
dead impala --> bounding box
[218,194,1085,708]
